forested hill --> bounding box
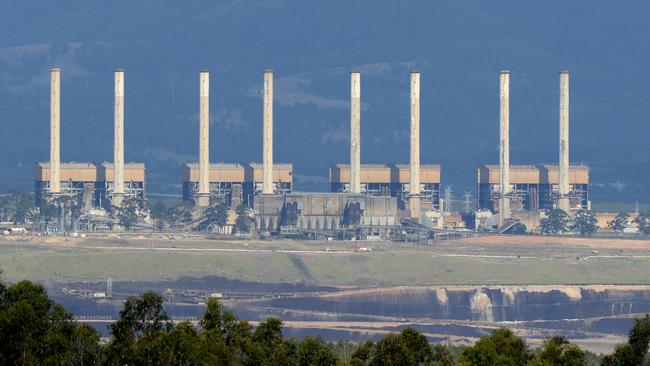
[1,1,649,201]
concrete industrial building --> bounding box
[35,66,597,235]
[255,192,398,234]
[35,162,145,209]
[184,70,293,208]
[36,68,146,210]
[481,70,588,226]
[329,164,441,210]
[477,164,589,212]
[254,70,418,235]
[181,163,293,207]
[326,70,440,217]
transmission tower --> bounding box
[463,191,473,214]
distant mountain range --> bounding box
[1,1,649,203]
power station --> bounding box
[35,67,589,233]
[35,68,145,211]
[476,70,589,230]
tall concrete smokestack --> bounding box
[558,70,570,211]
[409,71,421,218]
[350,71,361,194]
[49,68,61,194]
[197,70,210,207]
[262,70,274,195]
[498,70,511,226]
[113,69,125,206]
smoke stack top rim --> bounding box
[200,69,209,73]
[50,67,61,72]
[500,70,510,74]
[351,69,361,74]
[560,69,570,74]
[115,68,125,72]
[264,69,273,73]
[410,69,420,74]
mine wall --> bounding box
[258,286,650,323]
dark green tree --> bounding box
[602,315,650,366]
[235,204,254,234]
[508,222,528,235]
[112,196,145,231]
[529,336,586,366]
[328,339,357,365]
[102,291,171,365]
[350,340,375,365]
[197,200,228,232]
[149,201,168,231]
[163,321,201,365]
[634,212,650,236]
[540,209,569,235]
[608,213,629,234]
[398,328,434,364]
[370,333,413,365]
[350,328,434,366]
[0,279,100,365]
[36,199,58,232]
[168,202,194,229]
[458,327,529,366]
[298,336,337,366]
[431,343,456,366]
[1,188,36,225]
[571,209,598,236]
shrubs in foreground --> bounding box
[2,279,650,365]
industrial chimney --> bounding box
[49,68,61,194]
[113,69,125,206]
[498,70,511,226]
[350,71,361,194]
[197,70,210,207]
[409,71,421,218]
[262,70,274,195]
[558,70,570,211]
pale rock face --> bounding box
[470,290,494,322]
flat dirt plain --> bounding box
[2,233,650,353]
[1,233,650,286]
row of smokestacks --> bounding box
[49,68,126,205]
[499,70,571,225]
[348,71,422,218]
[195,69,275,207]
[48,68,570,219]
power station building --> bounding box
[37,68,145,210]
[329,164,441,210]
[181,162,293,207]
[477,164,589,212]
[34,162,145,209]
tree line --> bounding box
[511,208,650,237]
[0,189,255,234]
[1,278,649,365]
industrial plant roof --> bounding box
[479,164,589,170]
[183,162,293,169]
[36,162,145,169]
[332,163,441,169]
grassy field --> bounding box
[2,235,650,286]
